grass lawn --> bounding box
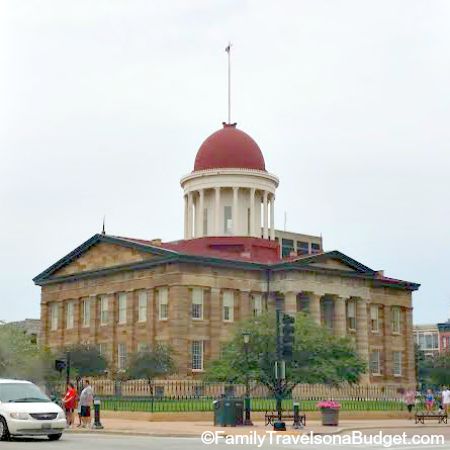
[100,397,405,413]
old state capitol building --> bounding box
[34,122,419,387]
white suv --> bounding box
[0,379,66,441]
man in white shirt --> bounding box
[79,379,94,428]
[441,386,450,415]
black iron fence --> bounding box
[49,379,406,413]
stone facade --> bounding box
[36,235,418,387]
[35,122,419,388]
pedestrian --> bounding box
[425,388,435,413]
[403,388,416,419]
[76,396,82,427]
[79,379,94,428]
[62,382,77,427]
[441,386,450,415]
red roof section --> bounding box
[194,123,266,172]
[119,236,281,264]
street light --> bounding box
[242,331,253,426]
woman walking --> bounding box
[404,388,416,419]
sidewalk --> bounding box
[66,418,449,438]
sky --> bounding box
[1,0,449,324]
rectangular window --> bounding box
[100,296,109,326]
[347,300,356,331]
[296,241,309,255]
[224,206,232,235]
[321,299,334,330]
[158,287,169,320]
[98,343,108,358]
[203,208,208,235]
[223,291,234,322]
[192,340,204,371]
[137,342,149,353]
[191,288,204,320]
[138,291,147,322]
[281,239,294,258]
[418,333,426,349]
[118,343,127,370]
[82,298,91,327]
[391,306,401,334]
[66,301,74,329]
[311,242,321,253]
[433,333,439,350]
[252,293,263,317]
[370,350,381,375]
[51,303,58,331]
[393,351,402,376]
[370,304,379,332]
[118,293,127,324]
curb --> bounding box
[65,423,441,439]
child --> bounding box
[425,389,434,413]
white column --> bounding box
[198,189,204,237]
[249,188,255,237]
[232,187,239,236]
[214,187,221,235]
[270,193,275,240]
[184,194,188,239]
[187,192,193,239]
[263,191,269,239]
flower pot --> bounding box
[321,408,339,426]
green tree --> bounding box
[205,312,366,398]
[0,324,57,384]
[63,344,108,377]
[126,344,176,391]
[422,352,450,387]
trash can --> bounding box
[213,399,244,426]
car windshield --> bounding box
[0,383,51,403]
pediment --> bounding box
[286,250,375,274]
[53,241,156,276]
[309,258,357,272]
[33,234,176,283]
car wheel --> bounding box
[48,433,63,441]
[0,416,10,441]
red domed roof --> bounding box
[194,123,266,172]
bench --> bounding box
[415,412,448,424]
[264,410,306,428]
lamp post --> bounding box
[242,331,253,426]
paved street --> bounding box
[2,429,450,450]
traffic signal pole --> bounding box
[66,351,71,386]
[275,299,283,423]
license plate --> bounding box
[41,423,51,429]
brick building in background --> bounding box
[34,122,419,387]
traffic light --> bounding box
[282,314,295,359]
[54,359,66,373]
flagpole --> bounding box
[226,42,232,124]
